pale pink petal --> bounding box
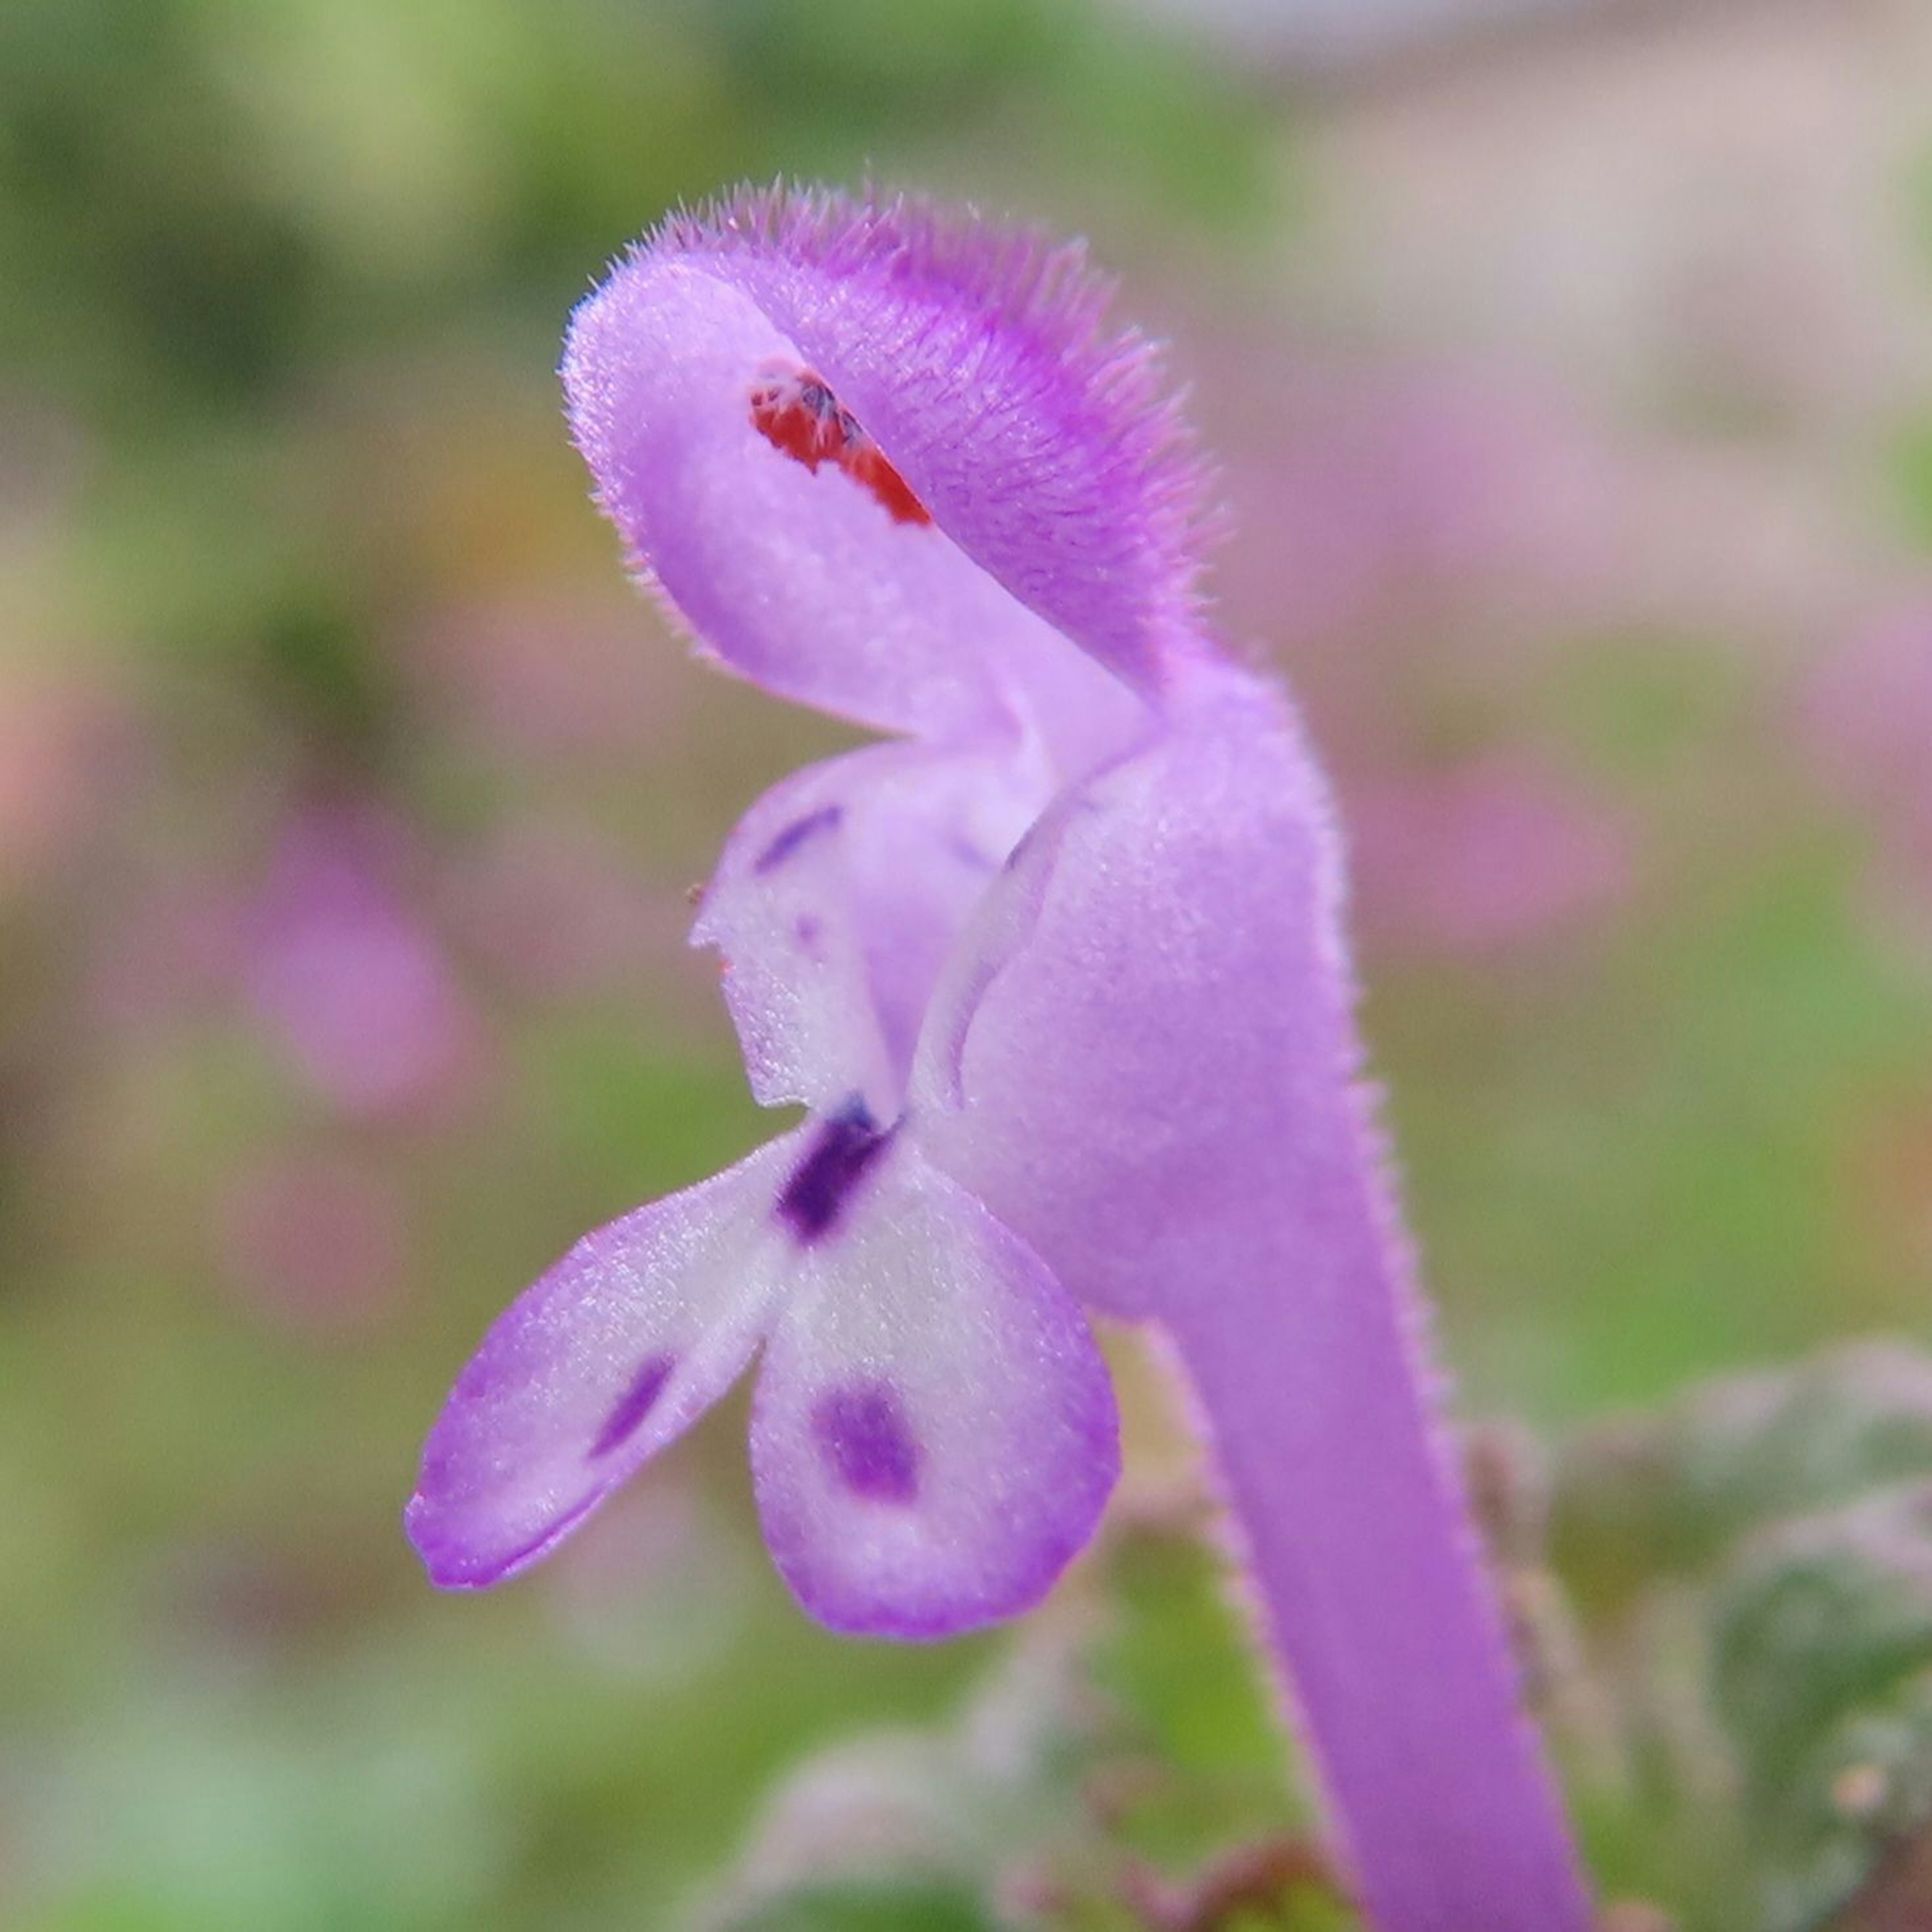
[694,741,1048,1115]
[910,661,1343,1323]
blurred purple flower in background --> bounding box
[1210,362,1615,666]
[438,815,695,1004]
[0,670,139,907]
[1351,755,1633,956]
[1802,602,1932,897]
[405,583,692,767]
[245,804,482,1122]
[407,184,1592,1927]
[216,1147,409,1336]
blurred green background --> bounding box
[4,2,1931,1926]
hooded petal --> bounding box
[751,1134,1118,1638]
[407,1131,803,1587]
[561,183,1203,743]
[910,661,1347,1323]
[694,740,1051,1118]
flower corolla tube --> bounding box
[407,184,1593,1931]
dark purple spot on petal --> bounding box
[755,804,842,874]
[812,1382,921,1503]
[590,1353,676,1458]
[776,1098,891,1244]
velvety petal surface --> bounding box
[910,659,1345,1322]
[693,740,1050,1116]
[750,1136,1118,1638]
[561,184,1200,742]
[408,1132,803,1587]
[907,662,1591,1921]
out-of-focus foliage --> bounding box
[705,1345,1932,1930]
[1545,1347,1932,1929]
[3,0,1931,1927]
[695,1510,1352,1932]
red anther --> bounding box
[749,365,933,527]
[847,443,932,527]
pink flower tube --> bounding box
[406,184,1592,1930]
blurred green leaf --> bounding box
[1555,1345,1932,1613]
[1712,1494,1932,1929]
[724,1885,1000,1932]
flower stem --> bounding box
[1165,1088,1593,1932]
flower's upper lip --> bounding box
[562,181,1216,749]
[658,184,1214,647]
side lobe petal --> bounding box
[694,741,1048,1115]
[910,663,1345,1323]
[406,1132,802,1587]
[750,1138,1118,1639]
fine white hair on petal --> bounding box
[657,176,1217,589]
[565,180,1222,726]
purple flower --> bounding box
[0,668,136,904]
[1801,603,1932,893]
[1351,755,1632,956]
[405,582,694,766]
[408,185,1591,1927]
[217,1148,408,1336]
[245,806,480,1122]
[438,815,693,1003]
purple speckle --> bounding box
[591,1353,676,1458]
[812,1382,921,1502]
[776,1099,892,1243]
[755,804,842,874]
